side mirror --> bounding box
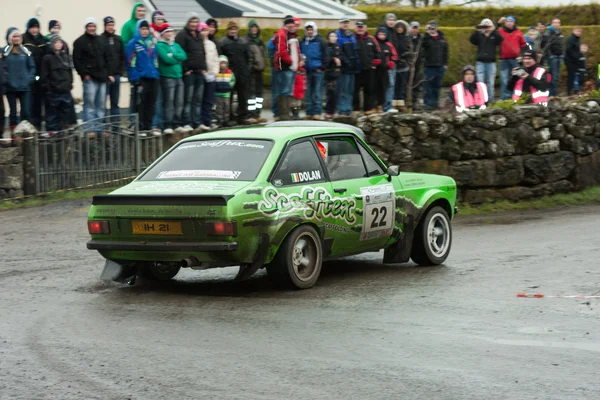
[387,165,400,177]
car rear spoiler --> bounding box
[92,195,233,206]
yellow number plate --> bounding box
[132,221,183,235]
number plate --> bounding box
[132,221,183,235]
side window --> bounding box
[272,141,325,186]
[316,137,368,181]
[358,143,385,176]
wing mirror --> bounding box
[387,165,400,181]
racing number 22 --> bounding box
[370,206,388,228]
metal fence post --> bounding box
[33,134,40,195]
[134,113,141,175]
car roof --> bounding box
[180,125,361,143]
[267,121,366,140]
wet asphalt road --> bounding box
[1,201,599,400]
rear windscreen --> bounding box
[139,139,274,181]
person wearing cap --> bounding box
[121,2,145,44]
[335,16,358,116]
[218,20,254,124]
[497,16,526,100]
[247,19,267,122]
[2,27,35,137]
[73,18,111,137]
[199,22,219,130]
[206,18,219,44]
[469,18,503,101]
[300,21,328,120]
[101,17,126,125]
[447,65,488,113]
[273,15,301,121]
[41,35,73,133]
[151,11,166,43]
[541,18,564,96]
[156,23,187,134]
[507,49,549,106]
[381,13,398,112]
[353,20,378,115]
[175,13,207,132]
[23,18,46,130]
[422,20,448,110]
[126,20,160,133]
[45,20,65,53]
[409,21,424,109]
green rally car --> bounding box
[87,123,457,289]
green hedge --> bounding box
[359,5,600,28]
[221,26,600,87]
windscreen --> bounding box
[139,139,274,181]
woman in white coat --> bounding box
[198,22,220,130]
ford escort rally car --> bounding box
[87,124,458,289]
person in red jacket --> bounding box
[373,27,398,112]
[292,55,307,119]
[273,15,301,120]
[497,16,526,100]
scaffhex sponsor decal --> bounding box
[258,186,357,225]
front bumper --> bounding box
[87,240,238,252]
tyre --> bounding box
[411,206,452,266]
[266,225,323,289]
[138,262,181,281]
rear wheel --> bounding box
[138,262,181,281]
[411,206,452,266]
[267,225,322,289]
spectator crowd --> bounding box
[0,6,592,144]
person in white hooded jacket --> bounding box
[199,22,219,130]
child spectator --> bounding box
[40,35,73,134]
[575,43,588,94]
[156,23,187,134]
[199,22,219,131]
[215,55,235,127]
[126,20,160,133]
[3,28,35,135]
[324,31,344,119]
[374,27,398,112]
[292,54,307,120]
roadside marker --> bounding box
[517,292,600,299]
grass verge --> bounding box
[0,188,112,211]
[458,186,600,216]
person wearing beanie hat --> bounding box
[151,10,166,43]
[73,16,110,137]
[22,17,46,129]
[447,65,488,113]
[198,21,219,130]
[246,19,267,122]
[335,15,358,116]
[507,49,549,106]
[3,27,35,137]
[48,21,61,35]
[206,18,219,43]
[148,11,167,133]
[497,15,526,99]
[300,21,327,119]
[273,15,302,120]
[380,13,398,112]
[41,34,74,133]
[353,21,378,115]
[469,18,503,101]
[218,18,253,124]
[101,16,126,126]
[214,55,236,127]
[391,20,409,112]
[156,23,187,134]
[126,19,160,133]
[175,12,207,132]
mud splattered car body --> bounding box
[87,126,457,288]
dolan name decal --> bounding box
[291,170,322,183]
[259,186,357,225]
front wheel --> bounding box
[266,225,323,289]
[411,206,452,265]
[138,262,181,281]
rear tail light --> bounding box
[206,221,237,236]
[88,220,110,234]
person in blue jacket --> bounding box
[267,35,278,119]
[126,20,160,132]
[3,27,35,136]
[300,21,329,120]
[335,17,358,116]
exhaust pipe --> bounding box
[182,256,206,270]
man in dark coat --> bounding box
[564,26,583,95]
[541,18,564,96]
[421,20,449,110]
[381,13,397,111]
[41,35,73,133]
[218,21,252,124]
[22,18,46,130]
[353,21,377,114]
[101,17,125,122]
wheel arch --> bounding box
[264,221,324,264]
[416,190,455,226]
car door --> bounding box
[315,135,397,255]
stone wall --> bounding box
[0,146,24,200]
[346,102,600,204]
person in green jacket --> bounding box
[156,24,187,134]
[121,2,145,45]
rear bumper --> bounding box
[87,240,238,252]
